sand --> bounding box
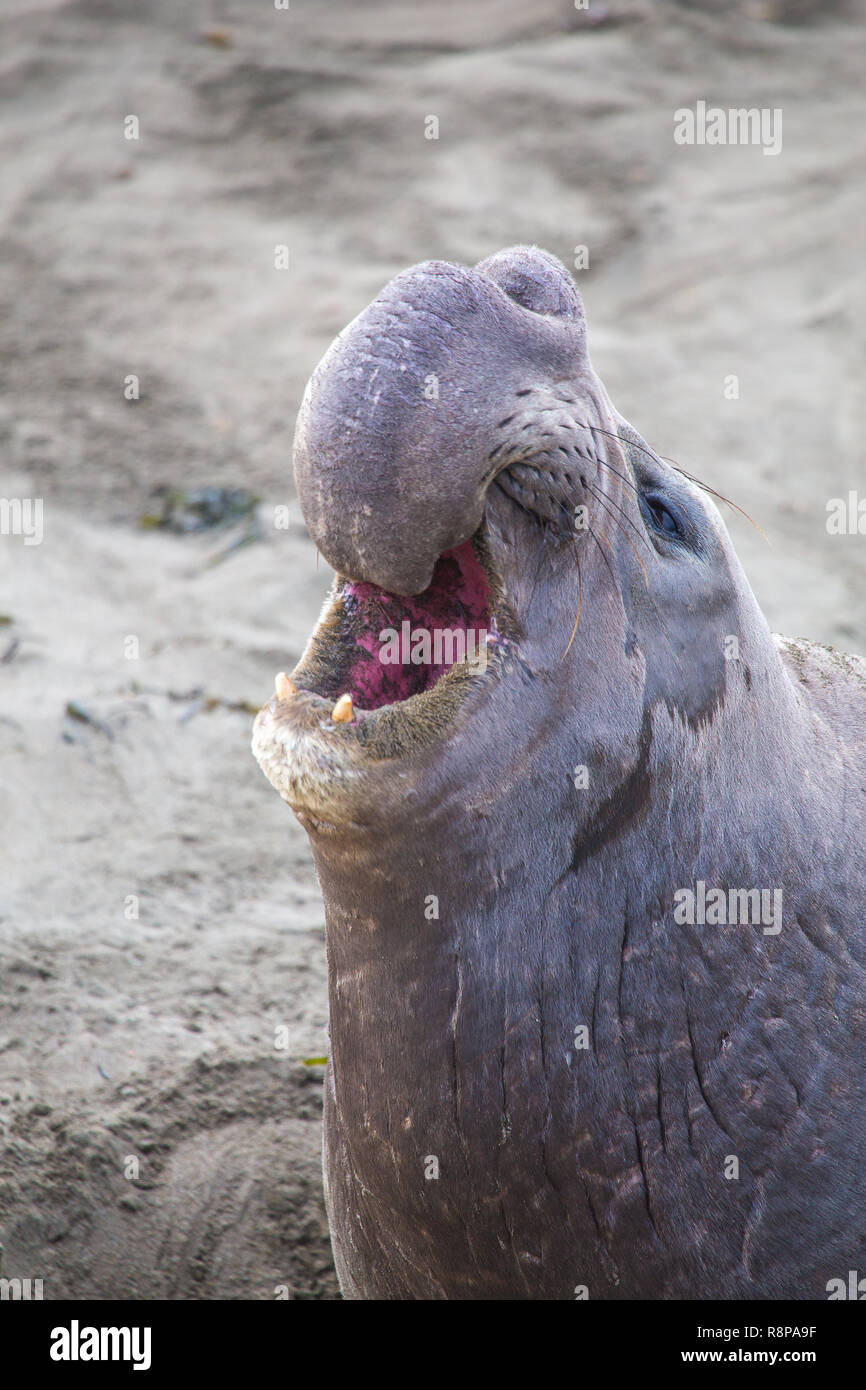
[1,0,864,1299]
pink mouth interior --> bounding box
[339,539,491,711]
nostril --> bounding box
[474,244,584,322]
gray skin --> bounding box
[253,246,866,1300]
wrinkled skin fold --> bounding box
[253,246,866,1300]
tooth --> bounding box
[331,693,353,723]
[274,672,296,700]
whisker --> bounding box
[582,422,767,542]
[523,514,553,624]
[583,480,650,589]
[584,518,619,595]
[562,543,582,659]
[673,466,769,542]
[553,491,679,652]
[555,433,645,502]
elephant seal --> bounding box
[252,246,866,1300]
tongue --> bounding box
[340,541,490,710]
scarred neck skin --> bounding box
[308,552,859,1299]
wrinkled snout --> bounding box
[293,246,589,594]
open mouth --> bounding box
[315,537,493,710]
[260,525,512,773]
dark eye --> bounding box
[641,493,681,538]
